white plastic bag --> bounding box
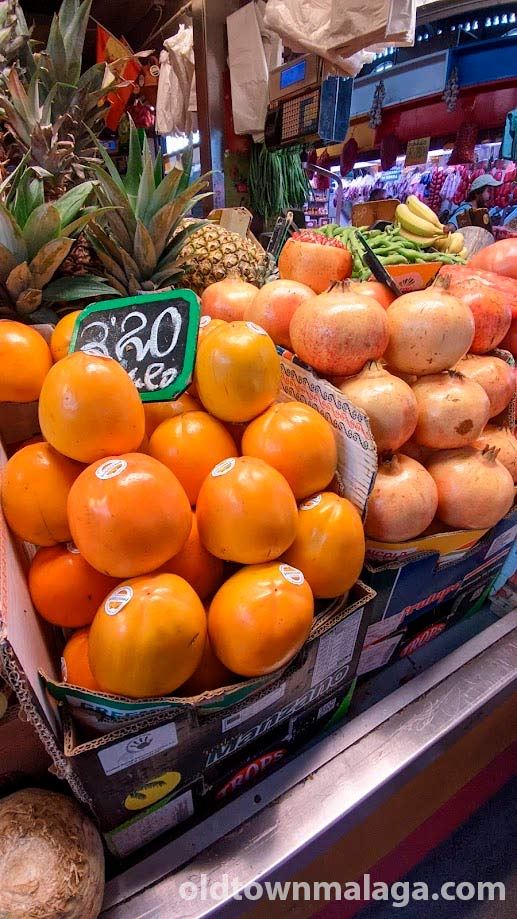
[227,2,270,137]
[264,0,416,61]
[155,25,195,136]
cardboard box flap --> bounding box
[366,526,489,564]
[279,357,376,518]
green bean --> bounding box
[379,254,408,265]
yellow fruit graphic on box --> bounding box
[124,771,182,811]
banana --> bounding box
[399,228,445,248]
[447,232,465,254]
[406,195,444,230]
[432,236,450,252]
[396,203,444,239]
[459,247,468,259]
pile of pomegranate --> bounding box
[200,237,516,544]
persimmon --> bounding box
[29,544,119,628]
[281,492,365,598]
[67,453,192,578]
[242,402,338,500]
[1,442,82,545]
[149,411,237,505]
[61,628,100,692]
[0,320,52,402]
[38,351,145,463]
[208,562,314,676]
[49,311,81,362]
[143,393,200,438]
[196,456,298,564]
[88,574,207,697]
[158,513,225,600]
[194,321,280,422]
[178,632,236,695]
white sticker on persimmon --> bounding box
[279,564,305,586]
[300,494,322,511]
[211,457,236,477]
[96,459,128,480]
[105,586,134,616]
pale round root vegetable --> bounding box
[0,788,105,919]
[384,290,475,376]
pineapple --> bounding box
[0,162,117,322]
[178,222,271,294]
[86,119,212,296]
[0,0,32,86]
[0,0,118,194]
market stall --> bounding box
[0,2,516,918]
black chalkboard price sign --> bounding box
[69,290,200,402]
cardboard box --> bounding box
[361,508,517,643]
[60,582,373,842]
[103,680,357,858]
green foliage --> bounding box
[0,167,118,318]
[87,120,212,296]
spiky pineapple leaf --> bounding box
[89,246,128,287]
[101,274,128,297]
[12,171,43,230]
[0,244,17,283]
[45,10,68,85]
[6,261,33,300]
[88,164,136,239]
[151,265,184,289]
[29,237,74,289]
[133,220,157,280]
[0,205,28,262]
[43,275,120,302]
[156,223,202,269]
[153,150,163,189]
[53,181,95,227]
[178,145,193,195]
[125,120,144,211]
[85,126,125,191]
[0,152,31,204]
[16,287,42,314]
[147,203,197,262]
[146,166,183,222]
[23,203,61,260]
[64,207,114,239]
[62,0,92,86]
[135,142,155,222]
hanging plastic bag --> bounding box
[264,1,416,62]
[156,25,195,136]
[227,2,270,137]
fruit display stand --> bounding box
[0,352,378,856]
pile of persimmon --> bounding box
[0,317,365,700]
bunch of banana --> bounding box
[395,196,447,248]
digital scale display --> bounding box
[279,58,307,90]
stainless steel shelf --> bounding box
[101,611,516,919]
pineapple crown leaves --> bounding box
[86,118,213,296]
[0,168,118,317]
[0,0,33,84]
[0,0,120,187]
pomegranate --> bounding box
[411,371,490,449]
[384,290,474,376]
[334,362,418,452]
[365,453,438,542]
[201,278,258,322]
[427,446,514,529]
[500,317,517,359]
[243,279,313,350]
[470,238,517,280]
[455,354,515,418]
[347,280,396,310]
[279,235,352,294]
[440,278,511,353]
[289,282,389,377]
[474,425,517,483]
